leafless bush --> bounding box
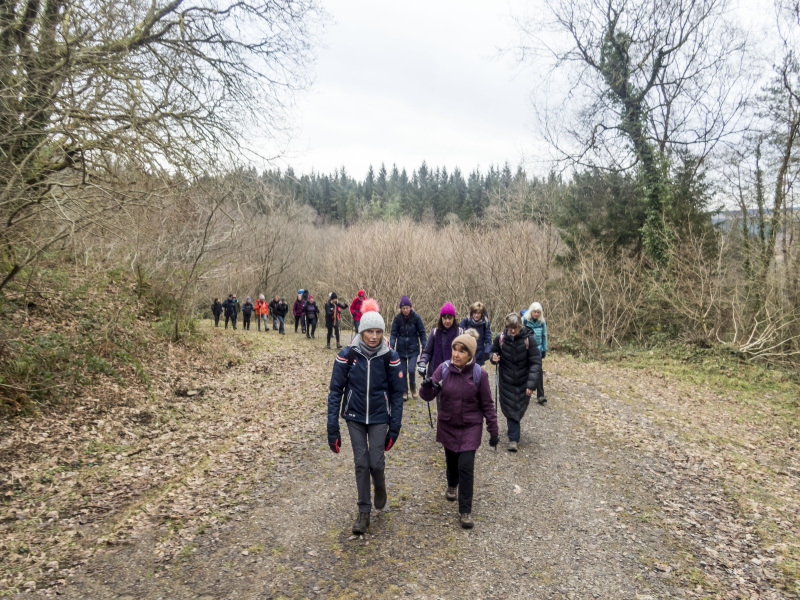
[553,243,648,347]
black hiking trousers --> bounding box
[242,313,251,330]
[444,448,475,515]
[225,315,238,329]
[327,323,340,345]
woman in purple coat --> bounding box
[417,302,463,379]
[419,329,499,528]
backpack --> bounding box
[440,360,482,392]
[499,332,529,350]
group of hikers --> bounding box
[209,289,368,348]
[211,294,290,332]
[211,287,550,532]
[325,294,548,534]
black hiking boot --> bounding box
[374,485,387,510]
[537,396,548,405]
[336,343,343,349]
[352,512,370,535]
[326,343,331,349]
[459,513,474,529]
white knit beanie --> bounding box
[359,311,385,333]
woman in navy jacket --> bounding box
[327,299,405,535]
[389,295,427,399]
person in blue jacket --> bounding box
[327,299,405,535]
[523,301,548,404]
[389,295,427,400]
[459,301,492,366]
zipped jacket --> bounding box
[255,299,269,316]
[325,300,349,327]
[327,336,405,436]
[222,298,239,317]
[389,311,427,358]
[458,316,492,365]
[304,300,320,322]
[522,318,548,353]
[274,301,289,318]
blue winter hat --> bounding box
[298,289,304,294]
[399,295,412,308]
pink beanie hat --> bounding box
[440,302,456,317]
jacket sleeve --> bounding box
[526,340,542,391]
[389,314,400,350]
[542,321,548,352]
[483,321,493,355]
[459,317,468,330]
[387,350,405,435]
[490,334,501,363]
[419,328,435,364]
[416,314,427,349]
[327,350,351,435]
[418,363,444,402]
[479,368,499,438]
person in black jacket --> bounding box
[304,295,320,339]
[268,295,280,330]
[274,297,289,334]
[389,295,428,399]
[211,298,223,327]
[222,294,239,330]
[489,313,541,452]
[324,292,350,349]
[241,296,255,330]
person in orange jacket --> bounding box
[254,294,270,332]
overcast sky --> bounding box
[273,0,777,179]
[274,0,544,178]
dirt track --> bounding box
[16,327,788,599]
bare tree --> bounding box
[0,0,320,292]
[517,0,748,261]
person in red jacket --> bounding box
[254,295,269,332]
[350,289,366,333]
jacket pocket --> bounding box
[384,392,390,414]
[344,389,353,415]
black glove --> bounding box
[420,377,439,389]
[416,362,427,377]
[489,435,499,448]
[540,350,546,360]
[384,430,399,451]
[328,431,340,454]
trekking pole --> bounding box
[427,398,434,429]
[494,364,499,451]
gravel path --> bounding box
[55,334,689,600]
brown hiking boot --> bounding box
[460,513,474,529]
[410,388,417,399]
[374,485,387,510]
[352,512,370,535]
[445,486,457,501]
[507,441,518,452]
